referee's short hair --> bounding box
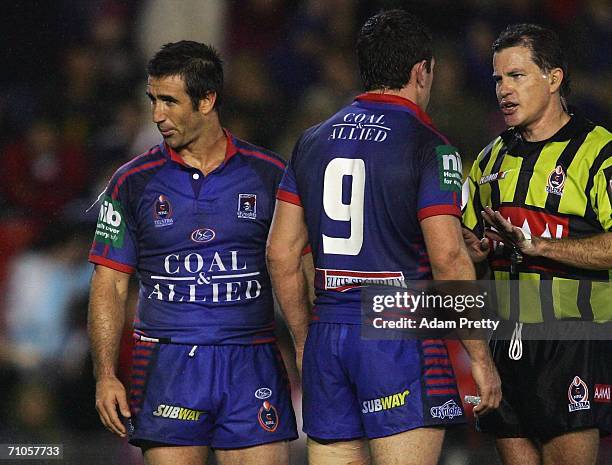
[493,24,571,98]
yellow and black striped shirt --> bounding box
[463,114,612,323]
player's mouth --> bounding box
[159,127,176,137]
[500,101,518,115]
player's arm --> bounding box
[88,264,131,437]
[421,215,501,415]
[482,206,612,269]
[267,200,311,376]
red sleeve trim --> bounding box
[89,255,135,274]
[302,244,312,256]
[276,189,302,207]
[417,205,462,221]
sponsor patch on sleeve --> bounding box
[436,145,463,193]
[95,195,126,247]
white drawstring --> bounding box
[508,322,523,360]
[189,345,198,357]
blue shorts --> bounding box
[302,323,465,440]
[128,338,298,448]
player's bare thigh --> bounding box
[369,427,445,465]
[143,445,209,465]
[496,438,540,465]
[541,429,599,465]
[215,440,290,465]
[306,428,444,465]
[496,429,600,465]
[307,437,370,465]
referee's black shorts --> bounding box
[477,339,612,441]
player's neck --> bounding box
[370,87,424,110]
[177,121,227,175]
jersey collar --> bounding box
[354,92,434,127]
[163,129,238,167]
[500,112,595,154]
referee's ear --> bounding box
[549,68,564,95]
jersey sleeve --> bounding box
[416,142,462,221]
[276,140,303,207]
[594,156,612,232]
[88,172,138,274]
[462,149,486,235]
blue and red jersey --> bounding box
[278,93,463,324]
[89,131,286,345]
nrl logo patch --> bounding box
[568,376,590,412]
[153,195,174,227]
[258,401,279,432]
[237,193,257,219]
[546,165,566,196]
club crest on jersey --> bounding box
[546,165,566,196]
[153,195,174,227]
[191,228,216,243]
[258,401,279,432]
[568,376,590,412]
[237,194,257,219]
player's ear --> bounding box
[199,92,217,115]
[414,59,432,88]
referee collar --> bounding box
[501,112,595,155]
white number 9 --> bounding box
[322,158,365,255]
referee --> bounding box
[462,24,611,465]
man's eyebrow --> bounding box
[159,95,179,103]
[145,92,179,103]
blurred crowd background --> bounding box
[0,0,609,464]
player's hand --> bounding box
[95,376,131,437]
[470,357,501,416]
[481,207,537,255]
[462,228,490,263]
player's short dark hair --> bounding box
[147,40,224,110]
[493,23,571,98]
[356,9,433,92]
